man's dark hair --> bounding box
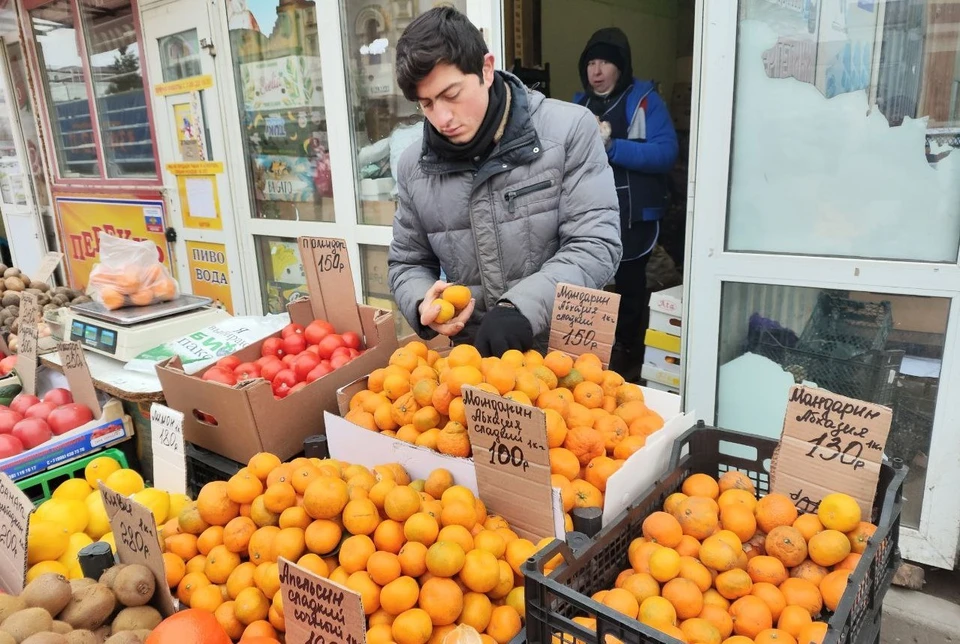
[396,7,488,102]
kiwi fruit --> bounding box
[21,634,68,644]
[108,608,160,636]
[63,633,97,644]
[128,635,148,643]
[0,632,16,644]
[21,574,72,617]
[102,634,140,644]
[109,568,153,608]
[58,585,116,631]
[1,607,54,643]
[0,597,26,625]
[96,567,126,591]
[68,580,94,594]
[47,625,70,637]
[92,628,109,644]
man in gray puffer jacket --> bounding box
[388,7,622,356]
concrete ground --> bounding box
[881,567,960,644]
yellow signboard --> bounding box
[177,175,222,230]
[186,241,234,313]
[155,74,213,96]
[166,161,223,175]
[55,195,173,289]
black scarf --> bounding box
[424,72,510,163]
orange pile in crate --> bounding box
[344,343,666,521]
[575,472,875,644]
[158,453,540,644]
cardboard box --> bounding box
[641,364,681,390]
[335,376,695,528]
[649,310,682,337]
[644,328,681,354]
[649,285,683,317]
[0,342,133,481]
[157,300,397,464]
[644,346,680,375]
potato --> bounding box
[48,625,70,637]
[64,634,97,644]
[3,268,20,278]
[21,573,72,617]
[1,607,54,643]
[4,278,24,292]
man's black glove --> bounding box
[474,304,534,357]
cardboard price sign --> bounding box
[297,237,362,336]
[97,483,177,617]
[0,473,33,594]
[771,385,892,518]
[278,557,366,644]
[462,385,555,540]
[32,252,63,284]
[150,404,186,495]
[17,292,40,395]
[549,283,620,367]
[58,342,102,418]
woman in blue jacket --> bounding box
[574,27,679,375]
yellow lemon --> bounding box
[169,493,192,518]
[103,469,145,496]
[132,488,170,525]
[67,561,84,580]
[26,560,69,583]
[36,499,89,535]
[52,478,93,501]
[27,520,70,565]
[58,532,94,569]
[84,492,111,539]
[506,587,525,619]
[84,456,122,488]
[99,532,116,553]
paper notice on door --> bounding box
[184,177,217,218]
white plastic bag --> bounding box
[87,232,179,310]
[124,314,290,375]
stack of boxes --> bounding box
[642,285,682,394]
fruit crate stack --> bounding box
[523,425,906,644]
[642,286,682,394]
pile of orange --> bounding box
[159,452,535,644]
[344,344,665,521]
[570,473,875,644]
[89,262,178,310]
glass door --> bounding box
[686,0,960,568]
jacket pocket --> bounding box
[504,179,554,214]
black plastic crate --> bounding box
[524,425,906,644]
[888,378,936,466]
[186,443,244,497]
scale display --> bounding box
[70,319,118,355]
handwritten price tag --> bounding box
[150,404,186,494]
[0,473,33,593]
[297,237,361,335]
[279,557,365,644]
[462,386,555,540]
[98,482,177,616]
[17,292,39,395]
[32,252,63,284]
[771,385,892,518]
[548,284,620,367]
[57,342,101,417]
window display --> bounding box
[341,0,467,226]
[255,235,309,314]
[228,0,334,222]
[360,244,413,337]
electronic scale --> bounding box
[63,294,231,362]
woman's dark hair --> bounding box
[396,7,488,102]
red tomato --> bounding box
[282,333,307,356]
[255,355,281,368]
[281,354,298,367]
[0,434,22,458]
[0,410,23,435]
[25,402,57,421]
[330,354,352,370]
[304,320,334,345]
[261,337,285,358]
[348,348,362,358]
[342,331,362,350]
[294,353,320,381]
[48,404,94,435]
[217,356,242,371]
[42,388,73,406]
[260,360,284,382]
[0,355,17,376]
[202,367,237,386]
[281,323,305,339]
[331,346,352,359]
[316,334,344,359]
[305,345,321,357]
[234,362,262,381]
[273,369,298,392]
[305,363,333,383]
[10,394,40,416]
[12,418,51,449]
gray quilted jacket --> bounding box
[388,72,622,347]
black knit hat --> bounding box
[583,42,625,72]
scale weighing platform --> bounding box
[64,295,231,362]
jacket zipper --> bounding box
[505,180,553,213]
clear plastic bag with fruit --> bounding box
[86,232,179,310]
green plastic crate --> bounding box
[16,448,129,505]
